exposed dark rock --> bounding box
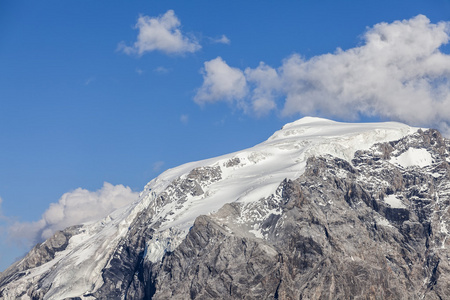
[0,225,82,288]
[224,157,241,168]
[147,129,450,299]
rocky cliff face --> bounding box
[148,129,450,299]
[1,118,449,299]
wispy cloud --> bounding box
[7,183,138,247]
[84,77,96,85]
[136,68,144,75]
[194,15,450,132]
[180,114,189,124]
[152,161,165,172]
[210,34,230,45]
[118,10,201,56]
[0,197,6,223]
[154,66,170,74]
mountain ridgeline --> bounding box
[1,117,450,299]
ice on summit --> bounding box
[139,117,418,263]
[0,117,421,300]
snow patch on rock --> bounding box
[384,195,407,209]
[390,148,433,168]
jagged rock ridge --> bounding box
[149,129,450,299]
[2,117,450,299]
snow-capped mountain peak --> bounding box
[3,117,442,300]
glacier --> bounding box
[0,117,422,299]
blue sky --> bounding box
[1,0,450,270]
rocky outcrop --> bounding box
[88,166,223,299]
[0,225,82,290]
[149,129,450,299]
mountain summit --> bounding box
[2,117,450,299]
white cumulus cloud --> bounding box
[194,57,248,109]
[8,182,138,247]
[279,15,450,124]
[245,62,282,116]
[119,10,201,55]
[194,15,450,132]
